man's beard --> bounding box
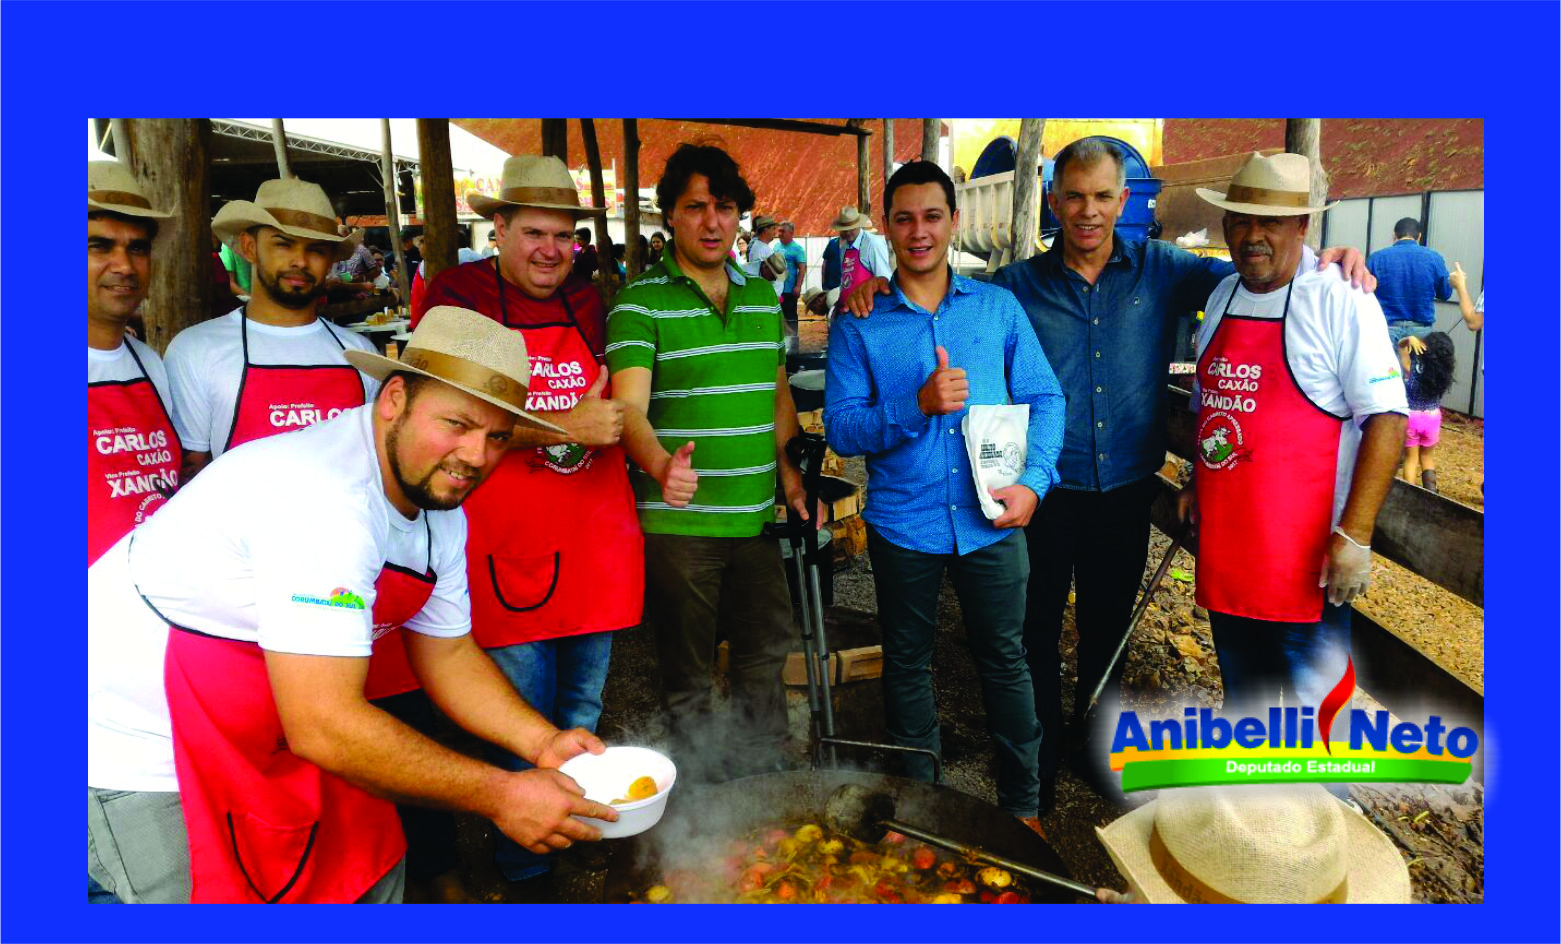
[258,265,323,309]
[385,413,480,511]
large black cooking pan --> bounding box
[602,768,1079,903]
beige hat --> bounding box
[830,206,875,232]
[1196,152,1338,217]
[468,155,596,220]
[1096,784,1410,904]
[752,215,780,232]
[345,306,564,434]
[88,161,171,219]
[212,178,354,260]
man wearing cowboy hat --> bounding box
[87,307,619,903]
[845,141,1374,812]
[88,160,181,569]
[163,178,378,483]
[831,205,892,317]
[416,154,643,886]
[1096,784,1411,903]
[1179,152,1406,728]
[743,214,785,282]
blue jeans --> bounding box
[1388,321,1434,344]
[484,632,614,881]
[866,526,1042,818]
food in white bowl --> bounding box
[558,746,677,839]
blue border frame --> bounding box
[23,1,1555,940]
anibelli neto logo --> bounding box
[1108,659,1479,792]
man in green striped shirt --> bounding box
[608,143,817,782]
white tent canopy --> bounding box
[229,119,510,177]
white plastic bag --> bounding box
[961,404,1028,520]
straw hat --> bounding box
[752,214,779,233]
[88,161,171,219]
[1096,784,1410,903]
[345,306,564,433]
[830,206,875,232]
[212,178,354,260]
[468,155,595,220]
[1195,152,1338,217]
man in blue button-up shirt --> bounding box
[846,138,1372,812]
[825,161,1065,829]
[1365,217,1453,343]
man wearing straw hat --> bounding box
[831,205,892,317]
[1096,784,1411,902]
[88,161,180,568]
[1180,152,1406,728]
[87,307,619,903]
[163,178,377,482]
[417,154,643,886]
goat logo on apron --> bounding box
[1197,411,1247,470]
[538,440,594,474]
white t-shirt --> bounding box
[848,230,894,278]
[1193,264,1408,525]
[743,236,777,278]
[163,308,378,456]
[88,335,174,398]
[87,405,471,792]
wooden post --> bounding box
[1284,119,1328,250]
[542,119,569,161]
[416,119,459,282]
[579,118,616,289]
[1011,119,1046,262]
[270,119,293,178]
[623,118,642,278]
[120,119,212,353]
[857,130,872,218]
[882,118,896,191]
[920,119,940,164]
[381,120,411,307]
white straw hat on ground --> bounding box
[346,306,564,434]
[1195,152,1338,217]
[212,178,354,260]
[1096,784,1411,903]
[467,155,596,220]
[89,161,171,219]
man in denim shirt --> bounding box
[826,161,1065,832]
[846,138,1372,811]
[1365,217,1453,343]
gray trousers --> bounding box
[87,787,407,903]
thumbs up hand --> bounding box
[657,441,699,507]
[558,366,623,446]
[917,344,969,416]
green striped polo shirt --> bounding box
[606,252,785,537]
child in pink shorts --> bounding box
[1398,332,1456,493]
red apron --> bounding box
[465,267,643,648]
[224,312,366,452]
[88,344,182,565]
[363,518,439,700]
[834,244,870,316]
[157,625,405,901]
[1194,282,1345,623]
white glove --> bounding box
[1319,526,1372,606]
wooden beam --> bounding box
[920,119,940,163]
[416,119,459,282]
[1165,385,1483,605]
[579,118,617,290]
[541,118,568,161]
[1144,474,1483,781]
[270,119,293,178]
[381,120,411,308]
[1011,119,1045,263]
[678,117,871,137]
[1284,119,1327,250]
[881,119,896,192]
[622,119,642,279]
[857,129,872,219]
[121,119,212,353]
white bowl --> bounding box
[558,746,677,839]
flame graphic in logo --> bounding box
[1317,656,1355,755]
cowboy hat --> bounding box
[88,161,171,219]
[830,206,875,232]
[1196,152,1338,217]
[212,178,355,260]
[467,155,596,220]
[751,214,780,232]
[345,306,565,434]
[1095,784,1410,903]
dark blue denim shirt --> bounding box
[1365,239,1451,326]
[990,236,1231,492]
